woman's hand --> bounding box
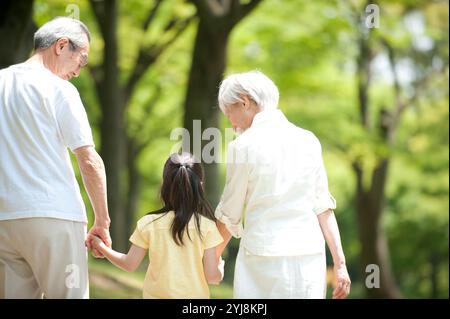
[317,210,350,299]
[218,257,225,280]
[332,263,351,299]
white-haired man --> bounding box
[215,70,351,299]
[0,17,111,298]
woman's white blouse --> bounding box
[215,109,336,256]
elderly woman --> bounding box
[215,71,351,299]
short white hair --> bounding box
[218,70,279,113]
[34,17,91,50]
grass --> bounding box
[88,257,363,299]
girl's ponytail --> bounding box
[148,153,215,246]
[170,165,196,245]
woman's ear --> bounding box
[241,95,251,110]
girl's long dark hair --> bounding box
[147,153,216,246]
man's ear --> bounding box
[55,37,69,56]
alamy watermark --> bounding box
[65,263,80,289]
[169,120,236,164]
[365,264,381,289]
[168,121,315,171]
[365,4,380,29]
[66,3,80,20]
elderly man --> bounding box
[0,17,111,298]
[215,71,351,299]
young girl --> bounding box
[91,153,224,298]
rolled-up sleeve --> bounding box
[313,143,337,215]
[215,141,249,238]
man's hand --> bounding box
[86,223,111,258]
[332,263,351,299]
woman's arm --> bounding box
[203,247,225,285]
[215,222,232,259]
[214,141,249,258]
[317,209,351,299]
[91,236,146,272]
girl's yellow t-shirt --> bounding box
[129,211,223,299]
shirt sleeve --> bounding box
[215,141,249,238]
[55,84,95,152]
[203,221,224,250]
[129,224,149,249]
[313,141,337,215]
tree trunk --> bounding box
[0,0,35,69]
[429,252,439,298]
[354,160,403,298]
[91,0,128,251]
[183,0,262,207]
[355,26,403,298]
[183,20,230,207]
[125,141,141,236]
[90,0,195,250]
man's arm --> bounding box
[317,209,351,299]
[74,146,111,256]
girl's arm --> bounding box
[91,236,146,272]
[203,247,225,285]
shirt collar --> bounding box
[250,109,287,128]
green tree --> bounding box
[89,0,194,250]
[183,0,263,206]
[347,0,448,298]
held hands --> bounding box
[332,263,351,299]
[90,235,105,249]
[85,223,112,258]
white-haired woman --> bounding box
[214,71,351,299]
